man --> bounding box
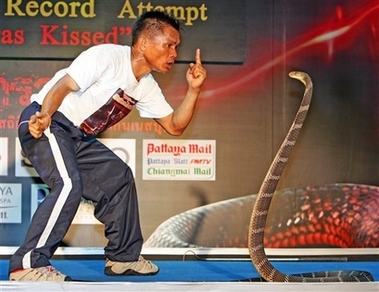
[10,10,206,281]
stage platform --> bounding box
[0,247,378,291]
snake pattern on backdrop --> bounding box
[144,184,378,250]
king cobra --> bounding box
[248,71,373,282]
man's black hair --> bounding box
[132,10,181,45]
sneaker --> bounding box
[105,256,159,276]
[9,266,71,282]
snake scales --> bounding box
[248,71,373,282]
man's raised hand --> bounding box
[187,48,207,90]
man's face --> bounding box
[143,25,181,73]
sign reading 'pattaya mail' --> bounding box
[142,139,216,180]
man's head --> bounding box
[131,11,182,74]
[132,11,181,46]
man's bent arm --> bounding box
[29,74,79,138]
[155,49,206,136]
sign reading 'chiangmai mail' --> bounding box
[143,139,216,180]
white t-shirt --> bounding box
[31,44,173,128]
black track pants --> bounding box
[9,102,143,273]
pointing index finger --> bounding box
[195,48,201,64]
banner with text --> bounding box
[143,139,216,180]
[0,183,22,223]
[0,0,246,63]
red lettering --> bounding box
[92,31,104,44]
[0,29,24,45]
[40,25,60,45]
[106,26,120,43]
[81,31,91,46]
[61,25,69,45]
[14,30,24,44]
[1,30,14,44]
[39,24,125,46]
[70,31,80,46]
[147,143,154,156]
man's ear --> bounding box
[139,37,148,52]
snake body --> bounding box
[248,71,373,282]
[144,71,376,282]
